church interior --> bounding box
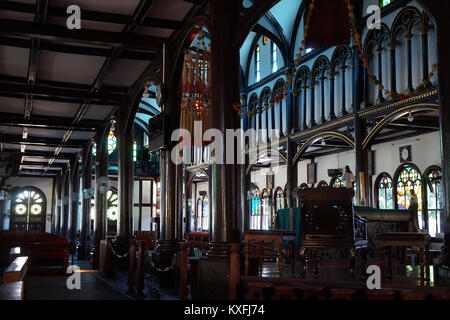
[1,0,450,304]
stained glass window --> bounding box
[133,141,137,162]
[92,131,117,156]
[377,174,394,209]
[194,195,209,231]
[255,46,261,82]
[427,169,443,237]
[12,187,45,231]
[261,190,271,230]
[249,188,261,230]
[396,165,423,228]
[381,0,391,7]
[271,41,278,73]
[201,195,209,231]
[90,189,118,221]
[275,187,285,213]
[106,189,118,221]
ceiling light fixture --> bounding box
[408,111,414,122]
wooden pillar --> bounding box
[92,126,108,269]
[329,73,336,119]
[353,44,368,204]
[286,139,297,208]
[207,0,241,258]
[117,116,134,242]
[79,144,92,258]
[406,34,414,93]
[138,180,142,232]
[309,83,316,127]
[320,76,326,123]
[302,85,307,129]
[58,167,67,236]
[64,160,75,239]
[376,49,385,104]
[389,42,397,95]
[427,1,450,268]
[69,159,81,243]
[53,173,61,235]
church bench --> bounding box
[0,256,29,300]
[0,231,74,274]
[0,281,25,300]
[3,256,29,283]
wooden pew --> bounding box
[0,231,74,274]
[0,256,29,300]
[9,247,22,263]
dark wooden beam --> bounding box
[0,36,157,61]
[21,161,66,168]
[19,151,72,159]
[0,0,182,29]
[0,112,98,131]
[0,134,85,148]
[0,82,120,104]
[0,19,163,51]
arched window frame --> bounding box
[273,186,286,213]
[261,189,271,230]
[393,162,425,229]
[255,45,261,82]
[374,172,394,209]
[271,41,278,73]
[424,165,443,237]
[249,186,261,230]
[11,186,47,231]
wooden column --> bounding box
[427,1,450,267]
[63,166,72,238]
[302,85,308,129]
[320,76,326,123]
[406,34,414,93]
[286,139,298,208]
[329,73,336,119]
[58,167,67,236]
[138,180,142,232]
[340,66,347,116]
[389,42,397,95]
[92,126,108,269]
[421,27,430,83]
[117,118,134,242]
[207,0,241,258]
[53,173,61,235]
[353,44,368,204]
[69,159,81,243]
[79,144,92,258]
[309,83,316,127]
[376,49,385,104]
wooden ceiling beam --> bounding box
[0,112,98,131]
[0,134,86,148]
[0,0,182,29]
[0,19,164,51]
[0,82,121,104]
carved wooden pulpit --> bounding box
[297,187,368,278]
